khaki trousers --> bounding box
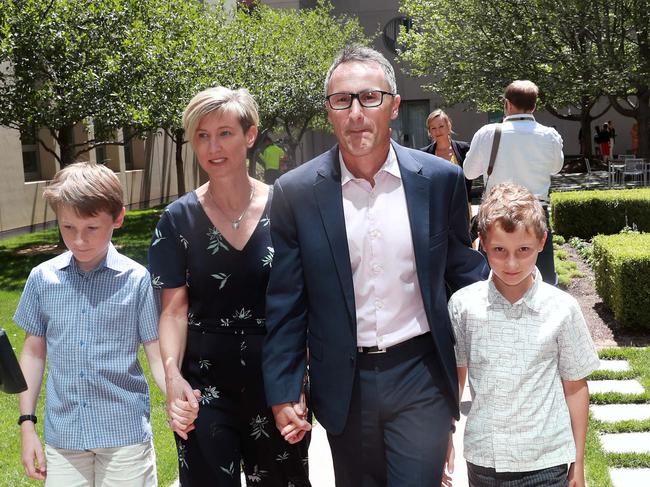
[44,440,157,487]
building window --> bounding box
[391,99,430,149]
[21,126,42,182]
[383,16,413,54]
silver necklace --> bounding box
[206,183,255,230]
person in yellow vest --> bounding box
[259,135,285,184]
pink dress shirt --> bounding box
[339,146,429,349]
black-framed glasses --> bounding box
[325,90,396,110]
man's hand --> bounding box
[568,461,585,487]
[441,431,454,487]
[21,426,46,480]
[272,401,311,444]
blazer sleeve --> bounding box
[445,169,489,291]
[262,179,308,407]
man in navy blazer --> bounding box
[263,45,487,486]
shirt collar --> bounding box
[487,267,544,312]
[53,243,127,273]
[339,145,400,185]
[504,113,536,122]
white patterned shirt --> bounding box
[448,268,599,472]
[14,244,160,450]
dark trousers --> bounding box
[327,334,452,487]
[467,462,568,487]
[177,331,310,487]
[537,206,557,286]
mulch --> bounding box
[560,243,650,348]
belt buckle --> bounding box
[367,348,387,355]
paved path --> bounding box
[591,358,650,487]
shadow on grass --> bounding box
[0,249,61,291]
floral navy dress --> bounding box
[149,189,310,487]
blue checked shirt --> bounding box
[14,244,160,450]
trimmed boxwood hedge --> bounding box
[551,188,650,239]
[592,233,650,330]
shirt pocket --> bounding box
[95,301,136,343]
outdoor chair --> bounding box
[620,158,646,186]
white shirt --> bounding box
[463,114,564,202]
[340,146,429,348]
[448,268,600,472]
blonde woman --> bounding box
[149,87,310,486]
[421,109,473,201]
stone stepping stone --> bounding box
[598,359,630,372]
[610,467,650,486]
[591,404,650,423]
[588,380,645,395]
[600,432,650,454]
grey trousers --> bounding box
[467,463,568,487]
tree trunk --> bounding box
[637,90,650,158]
[579,114,593,158]
[174,128,186,196]
[58,124,76,166]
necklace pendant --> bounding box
[231,221,240,230]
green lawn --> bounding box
[586,347,650,487]
[0,207,178,486]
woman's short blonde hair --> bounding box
[477,183,547,240]
[43,161,124,219]
[426,109,453,132]
[182,87,259,146]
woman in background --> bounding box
[420,109,472,202]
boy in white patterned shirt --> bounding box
[446,183,599,487]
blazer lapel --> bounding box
[394,143,432,312]
[314,147,357,325]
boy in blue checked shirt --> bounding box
[446,183,599,487]
[15,162,168,486]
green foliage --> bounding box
[592,233,650,329]
[216,1,368,165]
[569,237,594,266]
[0,0,166,164]
[551,189,650,239]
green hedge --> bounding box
[551,188,650,239]
[592,233,650,330]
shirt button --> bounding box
[375,299,384,309]
[82,401,87,407]
[81,309,87,314]
[79,340,84,347]
[80,371,84,378]
[372,264,382,274]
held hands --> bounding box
[165,374,201,440]
[20,426,46,480]
[272,391,311,444]
[441,431,455,487]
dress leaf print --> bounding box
[220,461,235,477]
[151,228,166,246]
[247,465,269,483]
[206,226,230,254]
[151,275,163,289]
[250,414,271,440]
[199,386,220,405]
[261,246,274,267]
[211,273,231,290]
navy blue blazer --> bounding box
[263,141,487,435]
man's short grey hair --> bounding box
[324,44,398,96]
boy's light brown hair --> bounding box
[43,161,124,219]
[477,183,547,240]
